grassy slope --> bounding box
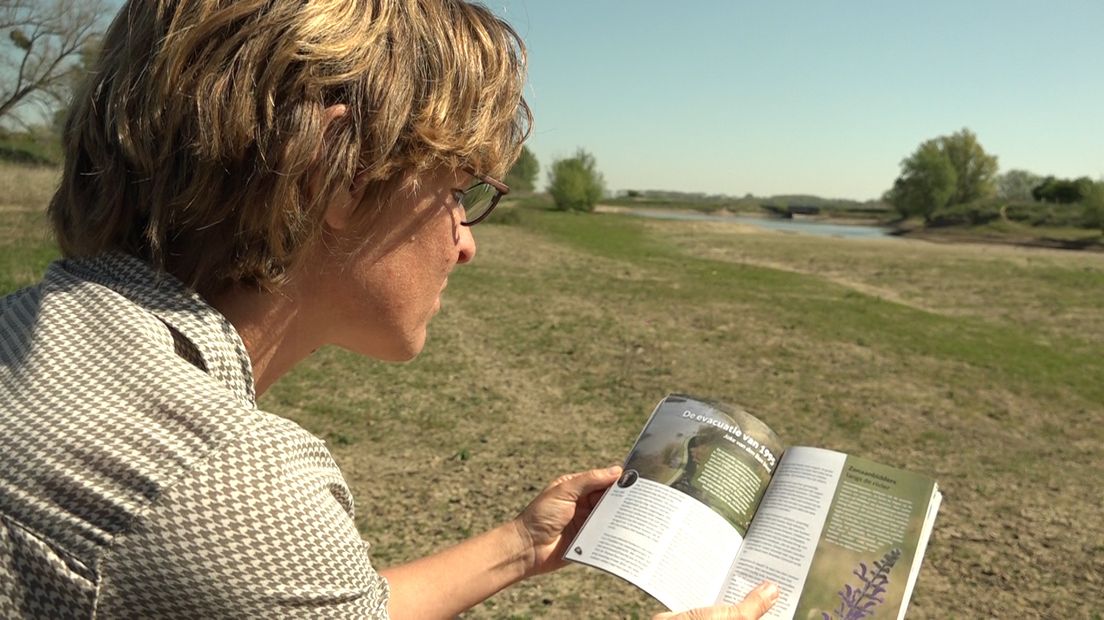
[274,210,1103,618]
[2,179,1101,617]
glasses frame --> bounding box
[459,167,510,226]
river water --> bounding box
[625,208,896,240]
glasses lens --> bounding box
[461,182,495,223]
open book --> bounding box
[566,394,941,619]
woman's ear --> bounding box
[319,104,354,231]
[323,184,356,232]
[324,103,348,122]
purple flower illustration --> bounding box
[821,548,901,620]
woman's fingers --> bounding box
[730,581,779,618]
[549,465,621,501]
[652,581,779,620]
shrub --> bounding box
[1004,202,1086,228]
[930,199,1096,229]
[548,149,604,212]
[928,201,1001,227]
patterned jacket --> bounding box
[0,254,389,618]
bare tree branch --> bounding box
[0,0,36,31]
[0,0,109,127]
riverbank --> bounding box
[891,219,1104,252]
[596,203,1104,252]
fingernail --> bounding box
[762,582,779,601]
[607,465,622,474]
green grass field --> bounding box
[2,166,1101,618]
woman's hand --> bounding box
[509,467,777,619]
[512,465,623,576]
[653,582,779,620]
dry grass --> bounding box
[0,164,59,212]
[268,212,1102,618]
[2,189,1101,618]
[662,221,1104,347]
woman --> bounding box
[0,1,776,617]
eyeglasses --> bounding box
[455,167,510,226]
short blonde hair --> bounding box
[49,0,530,291]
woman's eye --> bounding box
[451,189,466,204]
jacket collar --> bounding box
[58,253,257,407]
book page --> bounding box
[566,394,785,612]
[566,477,744,611]
[724,448,939,619]
[719,447,846,616]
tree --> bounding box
[1032,175,1094,204]
[504,145,538,192]
[997,169,1042,201]
[0,0,108,127]
[548,148,604,212]
[50,34,99,135]
[887,128,998,220]
[939,128,999,205]
[886,139,957,221]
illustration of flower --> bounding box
[821,547,901,620]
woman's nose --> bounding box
[456,223,476,264]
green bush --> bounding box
[1004,202,1086,228]
[548,149,604,212]
[929,199,1097,229]
[928,201,1002,227]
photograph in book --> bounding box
[621,394,784,534]
[792,456,940,619]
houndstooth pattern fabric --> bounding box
[0,253,389,618]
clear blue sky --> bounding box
[491,0,1104,200]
